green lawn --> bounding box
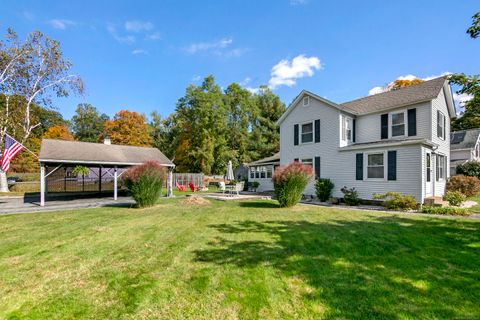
[1,199,479,319]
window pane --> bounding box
[368,154,384,166]
[302,123,313,133]
[301,158,313,166]
[302,132,313,143]
[392,113,404,125]
[392,124,405,136]
[267,167,272,178]
[368,166,384,178]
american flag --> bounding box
[1,135,24,172]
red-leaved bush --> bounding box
[272,162,314,207]
[123,161,166,207]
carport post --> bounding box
[167,166,173,197]
[114,166,118,200]
[40,163,45,207]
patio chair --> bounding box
[176,181,186,192]
[188,182,201,192]
[219,181,226,194]
[228,181,245,197]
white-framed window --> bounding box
[341,115,353,142]
[437,111,446,140]
[255,167,260,178]
[367,153,385,179]
[301,158,313,167]
[266,166,273,178]
[436,154,446,180]
[301,122,314,144]
[303,96,309,106]
[260,166,266,178]
[250,167,255,179]
[476,143,480,158]
[391,112,405,137]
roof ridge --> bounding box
[43,138,155,149]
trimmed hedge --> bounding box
[421,206,470,216]
[273,162,314,208]
[123,161,165,208]
[373,192,417,211]
[443,191,466,207]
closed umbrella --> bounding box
[226,160,235,181]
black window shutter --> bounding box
[388,151,397,181]
[314,157,321,178]
[407,109,416,136]
[356,153,363,180]
[381,114,388,139]
[294,158,299,162]
[294,124,299,145]
[437,111,441,138]
[352,118,356,143]
[443,115,446,139]
[314,119,320,143]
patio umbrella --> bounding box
[226,160,235,181]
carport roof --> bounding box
[39,139,174,167]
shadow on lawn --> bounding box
[194,215,480,319]
[238,201,280,209]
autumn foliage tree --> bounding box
[102,110,152,146]
[43,125,74,140]
[390,78,424,90]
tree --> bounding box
[71,103,109,142]
[467,12,480,39]
[149,111,177,160]
[390,78,424,90]
[102,110,152,146]
[0,29,83,191]
[43,125,74,140]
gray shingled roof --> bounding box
[39,139,174,166]
[248,152,280,166]
[450,129,480,150]
[341,77,447,115]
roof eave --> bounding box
[39,158,175,167]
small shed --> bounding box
[247,152,280,192]
[38,139,175,206]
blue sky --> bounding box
[1,0,478,120]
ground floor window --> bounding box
[436,154,446,180]
[367,153,384,179]
[301,158,313,167]
[250,166,273,179]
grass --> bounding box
[1,199,479,319]
[468,196,480,214]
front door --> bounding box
[425,152,433,196]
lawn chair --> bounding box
[219,181,226,194]
[188,182,201,192]
[228,181,244,197]
[176,181,186,192]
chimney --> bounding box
[103,136,111,145]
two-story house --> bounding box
[276,77,455,203]
[450,129,480,174]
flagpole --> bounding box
[4,133,39,159]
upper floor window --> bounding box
[437,111,446,140]
[303,96,309,106]
[341,115,352,142]
[391,112,405,137]
[367,153,384,179]
[301,122,313,143]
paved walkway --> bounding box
[0,195,135,215]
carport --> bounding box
[38,139,175,206]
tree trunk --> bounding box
[0,170,9,192]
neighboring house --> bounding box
[450,128,480,174]
[247,152,280,192]
[234,163,249,181]
[277,77,455,203]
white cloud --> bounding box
[132,49,148,55]
[453,93,474,107]
[146,32,161,41]
[268,55,321,89]
[192,75,202,82]
[185,37,233,54]
[107,23,135,44]
[125,20,154,33]
[239,77,251,86]
[48,19,76,30]
[245,87,261,94]
[368,72,452,95]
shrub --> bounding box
[251,181,260,191]
[443,191,466,207]
[373,192,417,211]
[315,178,334,202]
[456,161,480,178]
[123,161,166,208]
[340,186,360,206]
[446,175,480,197]
[421,205,470,216]
[272,162,314,208]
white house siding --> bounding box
[251,177,274,192]
[279,96,425,201]
[431,88,451,196]
[356,101,431,143]
[451,149,471,161]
